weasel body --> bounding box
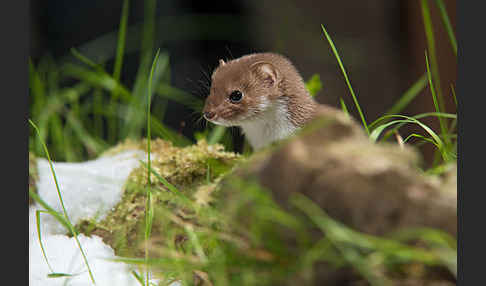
[203,53,319,150]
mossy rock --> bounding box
[77,139,242,257]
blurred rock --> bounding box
[230,105,457,237]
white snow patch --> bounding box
[30,149,183,285]
[35,150,146,234]
[29,231,140,286]
[30,206,169,286]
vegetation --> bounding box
[29,0,456,285]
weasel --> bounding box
[202,53,322,150]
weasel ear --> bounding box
[250,61,279,86]
[219,59,226,66]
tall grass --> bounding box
[321,24,369,135]
[143,48,161,286]
[319,0,457,168]
[29,120,96,284]
[109,0,130,144]
[28,0,212,163]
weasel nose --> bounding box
[204,111,215,120]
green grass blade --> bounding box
[145,192,154,239]
[62,63,133,100]
[369,114,454,161]
[369,112,456,131]
[29,120,70,220]
[70,48,104,72]
[434,0,457,56]
[92,88,104,139]
[403,133,438,148]
[29,190,72,231]
[144,48,160,286]
[29,119,97,285]
[149,115,192,146]
[207,125,226,145]
[140,161,192,204]
[29,60,47,155]
[155,83,204,111]
[113,0,129,83]
[370,117,438,145]
[339,98,350,119]
[48,273,77,278]
[425,52,449,146]
[49,115,65,159]
[450,84,457,107]
[184,225,208,263]
[29,59,46,118]
[123,0,157,140]
[386,73,428,115]
[305,74,323,97]
[146,49,160,185]
[109,0,130,143]
[140,162,195,213]
[421,0,446,113]
[124,52,169,139]
[131,271,145,286]
[380,112,457,144]
[321,24,368,134]
[65,112,109,156]
[63,125,81,162]
[36,210,55,273]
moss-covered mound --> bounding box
[77,139,242,258]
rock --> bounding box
[215,107,457,285]
[225,107,456,237]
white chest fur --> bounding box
[239,99,298,150]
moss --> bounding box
[130,139,240,187]
[76,138,242,257]
[29,152,39,205]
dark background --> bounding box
[29,0,457,164]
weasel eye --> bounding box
[229,90,243,103]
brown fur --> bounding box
[203,53,319,127]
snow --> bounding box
[29,230,140,286]
[29,150,163,286]
[35,150,147,234]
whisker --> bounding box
[188,110,204,124]
[197,79,210,91]
[225,45,234,60]
[185,78,209,100]
[186,77,207,93]
[199,65,212,84]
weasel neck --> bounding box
[239,98,299,150]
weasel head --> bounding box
[202,55,283,126]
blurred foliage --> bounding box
[305,74,323,97]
